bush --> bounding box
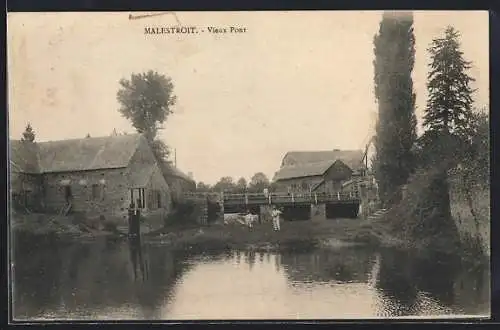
[373,166,460,252]
[165,199,201,227]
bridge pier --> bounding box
[259,205,273,223]
[310,203,326,222]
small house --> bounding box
[9,133,173,226]
[273,149,366,194]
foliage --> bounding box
[151,139,171,162]
[374,167,460,252]
[116,70,176,162]
[235,177,248,193]
[21,123,36,142]
[212,176,236,192]
[248,172,270,193]
[459,110,489,185]
[196,182,212,192]
[423,26,475,140]
[372,12,418,207]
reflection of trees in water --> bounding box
[12,235,194,320]
[375,249,420,316]
[279,248,373,285]
[13,236,63,318]
[375,249,489,316]
[245,250,257,271]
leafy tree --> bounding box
[236,177,248,193]
[196,182,212,192]
[116,70,176,161]
[213,176,236,193]
[422,26,475,142]
[460,109,489,184]
[248,172,270,193]
[21,123,36,142]
[372,11,417,207]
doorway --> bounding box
[64,185,73,203]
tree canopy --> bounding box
[116,70,176,162]
[372,12,417,206]
[422,26,475,143]
[248,172,270,193]
[212,176,236,192]
[236,177,248,193]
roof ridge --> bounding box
[36,133,142,144]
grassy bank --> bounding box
[145,218,381,252]
[10,212,120,241]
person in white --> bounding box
[244,210,255,229]
[271,207,281,231]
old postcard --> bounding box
[7,11,490,321]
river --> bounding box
[11,234,490,320]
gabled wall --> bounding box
[42,168,130,222]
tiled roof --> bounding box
[281,149,365,171]
[274,160,336,181]
[9,134,144,174]
[10,140,40,174]
[159,161,194,183]
[37,134,143,173]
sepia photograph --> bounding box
[7,10,490,321]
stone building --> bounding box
[9,134,173,226]
[273,149,367,194]
[159,163,196,204]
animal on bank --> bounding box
[244,211,258,228]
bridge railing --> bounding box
[183,191,360,204]
[223,191,360,204]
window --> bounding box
[131,188,146,209]
[91,184,100,200]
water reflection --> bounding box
[12,234,489,320]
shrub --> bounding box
[374,166,460,252]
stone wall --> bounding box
[448,174,490,253]
[42,168,130,224]
[310,203,326,222]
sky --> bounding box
[7,11,489,185]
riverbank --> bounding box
[144,219,380,252]
[366,167,490,269]
[11,211,381,249]
[10,212,119,242]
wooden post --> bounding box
[245,194,249,205]
[337,192,340,200]
[269,193,272,205]
[291,193,295,203]
[314,193,318,205]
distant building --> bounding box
[273,149,367,194]
[159,163,196,203]
[9,134,173,225]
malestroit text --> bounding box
[144,26,248,35]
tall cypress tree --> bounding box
[422,26,475,149]
[372,12,417,207]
